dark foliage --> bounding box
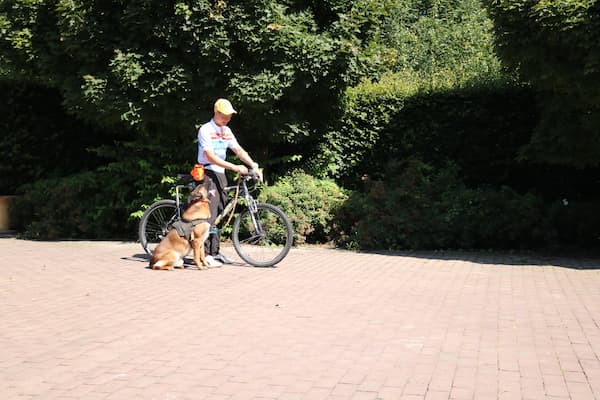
[0,81,127,194]
[484,0,600,167]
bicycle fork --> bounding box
[247,197,264,237]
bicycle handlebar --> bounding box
[175,168,262,185]
[245,168,263,182]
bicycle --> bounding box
[138,169,294,267]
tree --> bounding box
[0,0,386,165]
[380,0,502,83]
[484,0,600,167]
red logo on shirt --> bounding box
[210,129,233,140]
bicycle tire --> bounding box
[138,199,178,255]
[232,203,293,267]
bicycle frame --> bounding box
[215,177,259,227]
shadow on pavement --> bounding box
[121,253,150,263]
[364,249,600,270]
[122,252,251,269]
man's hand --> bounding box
[234,165,249,175]
[255,168,264,182]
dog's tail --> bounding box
[150,251,182,270]
[149,252,164,269]
[150,258,167,269]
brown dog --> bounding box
[150,185,211,270]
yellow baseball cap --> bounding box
[214,98,237,115]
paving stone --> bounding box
[1,238,600,399]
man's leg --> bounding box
[203,173,218,257]
[203,170,228,258]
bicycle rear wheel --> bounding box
[138,199,178,255]
[232,203,293,267]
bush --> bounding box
[9,147,214,240]
[8,150,191,240]
[546,199,600,251]
[10,171,134,240]
[259,170,348,245]
[332,159,583,251]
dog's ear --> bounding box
[199,185,208,199]
[189,184,206,200]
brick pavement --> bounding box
[1,237,600,400]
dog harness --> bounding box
[172,197,211,240]
[172,218,210,241]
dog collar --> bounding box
[189,198,210,205]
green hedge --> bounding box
[313,72,538,187]
[312,72,600,251]
[309,73,600,206]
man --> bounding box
[197,98,259,266]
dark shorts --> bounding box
[203,169,228,255]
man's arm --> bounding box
[232,146,258,170]
[204,149,248,174]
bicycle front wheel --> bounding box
[232,203,293,267]
[138,199,178,255]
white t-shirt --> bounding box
[197,119,240,174]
